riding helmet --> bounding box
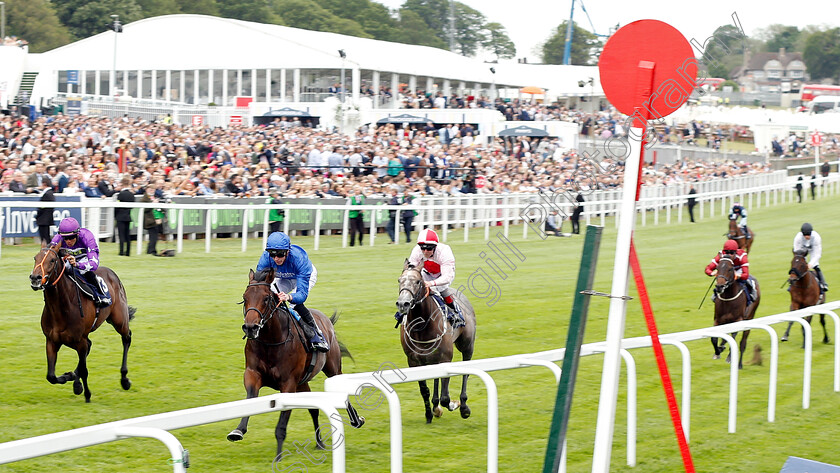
[417,228,439,246]
[266,232,291,250]
[723,239,738,252]
[58,217,81,236]
[801,223,813,236]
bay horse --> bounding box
[29,244,134,402]
[396,260,476,423]
[227,268,364,460]
[710,257,761,369]
[781,250,829,347]
[727,217,754,253]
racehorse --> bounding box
[29,244,134,402]
[710,257,761,369]
[396,260,476,423]
[781,250,828,347]
[228,268,364,459]
[727,217,754,253]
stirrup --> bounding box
[310,334,330,352]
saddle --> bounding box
[283,305,323,385]
[69,269,112,309]
[430,294,465,329]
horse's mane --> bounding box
[793,249,808,258]
[254,268,272,283]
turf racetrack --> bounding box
[1,193,838,472]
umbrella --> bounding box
[498,125,549,138]
[520,86,545,95]
[376,114,433,125]
[260,107,313,118]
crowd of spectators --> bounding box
[1,36,28,48]
[0,106,777,203]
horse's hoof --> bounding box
[227,430,244,442]
[448,400,460,411]
[823,338,831,345]
[460,406,471,419]
[433,406,443,417]
[781,336,789,342]
[121,378,131,390]
[354,417,365,428]
[713,354,720,360]
[73,379,83,395]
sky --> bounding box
[377,0,839,62]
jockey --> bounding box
[49,217,110,307]
[256,232,329,352]
[705,239,756,303]
[794,223,828,293]
[406,228,462,323]
[729,202,750,240]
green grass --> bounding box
[1,192,838,472]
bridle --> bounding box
[34,247,66,288]
[715,257,743,301]
[788,255,812,287]
[399,268,429,313]
[240,281,291,345]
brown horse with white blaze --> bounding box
[29,244,134,402]
[227,268,364,460]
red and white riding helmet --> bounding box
[417,228,439,246]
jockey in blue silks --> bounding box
[256,232,328,352]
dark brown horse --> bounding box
[711,257,760,369]
[727,217,754,253]
[781,250,828,347]
[29,245,134,402]
[396,261,476,423]
[227,268,364,459]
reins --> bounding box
[399,269,449,344]
[36,247,67,287]
[242,281,293,346]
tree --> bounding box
[699,24,746,80]
[54,0,144,40]
[273,0,370,38]
[174,0,219,15]
[452,2,485,56]
[541,21,599,65]
[763,25,801,53]
[316,0,401,42]
[219,0,281,24]
[135,0,181,17]
[482,22,515,61]
[395,8,447,49]
[803,28,840,82]
[3,0,72,52]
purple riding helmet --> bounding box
[58,217,81,237]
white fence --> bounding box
[2,171,836,260]
[1,302,837,472]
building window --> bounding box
[789,70,803,78]
[58,71,68,93]
[754,71,764,79]
[99,70,110,96]
[767,70,780,78]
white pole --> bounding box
[591,126,643,473]
[176,208,183,254]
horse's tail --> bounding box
[329,310,340,325]
[338,340,354,362]
[128,306,137,321]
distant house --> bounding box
[731,48,807,92]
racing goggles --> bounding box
[419,244,437,251]
[268,249,289,258]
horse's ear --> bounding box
[266,267,275,282]
[404,258,411,270]
[249,268,255,281]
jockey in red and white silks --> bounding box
[408,229,458,311]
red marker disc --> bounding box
[599,20,697,119]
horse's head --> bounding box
[789,250,810,282]
[30,245,66,290]
[241,268,278,340]
[397,259,426,316]
[715,257,736,295]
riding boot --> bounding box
[444,299,464,328]
[742,226,750,240]
[815,266,828,293]
[84,271,109,308]
[296,304,329,352]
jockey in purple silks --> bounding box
[50,217,110,307]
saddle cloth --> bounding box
[430,294,465,329]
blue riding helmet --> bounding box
[266,232,291,251]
